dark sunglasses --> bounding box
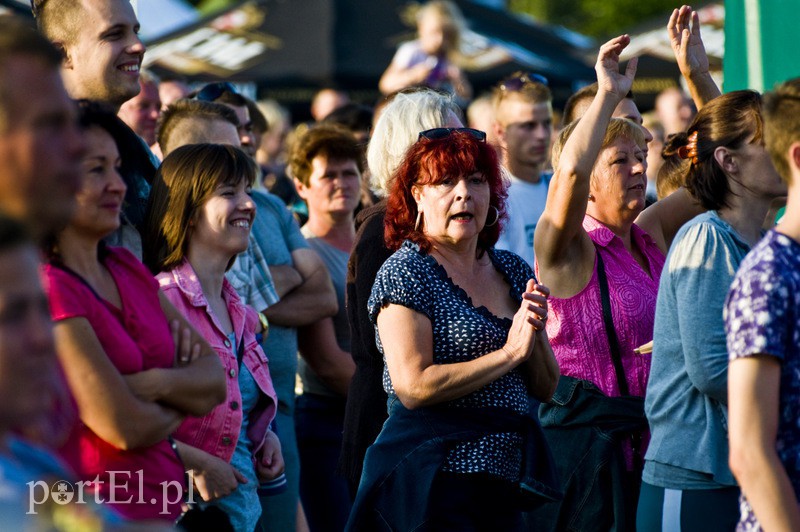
[498,73,549,92]
[418,128,487,142]
[192,82,238,102]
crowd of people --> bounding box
[1,0,800,531]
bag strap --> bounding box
[595,250,630,396]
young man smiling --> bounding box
[36,0,157,258]
[34,0,145,112]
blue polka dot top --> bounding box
[368,240,534,481]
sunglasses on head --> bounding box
[418,128,487,142]
[499,73,549,92]
[192,82,238,102]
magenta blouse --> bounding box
[536,215,665,398]
[43,247,186,522]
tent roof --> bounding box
[142,0,595,103]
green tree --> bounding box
[510,0,680,39]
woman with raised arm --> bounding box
[144,143,283,532]
[347,128,559,531]
[532,35,676,529]
[43,102,226,523]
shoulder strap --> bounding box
[595,250,630,396]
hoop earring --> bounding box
[485,206,499,227]
[415,211,423,232]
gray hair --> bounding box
[367,89,461,195]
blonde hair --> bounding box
[415,1,465,58]
[551,117,645,171]
[366,89,461,195]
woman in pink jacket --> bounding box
[144,143,283,531]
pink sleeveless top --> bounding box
[536,215,665,398]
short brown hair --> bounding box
[33,0,83,47]
[763,78,800,185]
[551,117,645,172]
[492,71,552,111]
[289,125,364,186]
[157,98,239,155]
[143,143,256,273]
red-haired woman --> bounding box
[346,128,560,531]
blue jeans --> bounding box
[295,393,352,532]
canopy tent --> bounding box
[140,0,596,109]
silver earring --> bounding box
[415,211,423,232]
[485,205,499,227]
[588,194,595,201]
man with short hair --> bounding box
[34,0,145,111]
[193,82,257,158]
[157,98,240,157]
[36,0,155,256]
[492,72,553,266]
[288,125,362,532]
[117,69,161,146]
[0,15,85,241]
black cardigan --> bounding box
[338,201,393,488]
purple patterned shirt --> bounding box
[725,230,800,530]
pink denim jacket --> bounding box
[157,260,278,464]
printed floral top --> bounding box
[724,230,800,530]
[369,240,533,481]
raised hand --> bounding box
[595,35,638,100]
[668,5,710,79]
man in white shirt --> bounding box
[492,73,553,266]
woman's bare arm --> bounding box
[377,285,545,409]
[536,36,637,294]
[298,317,355,396]
[54,318,185,450]
[122,292,227,416]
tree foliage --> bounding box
[509,0,679,39]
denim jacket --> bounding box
[529,376,647,532]
[346,398,561,532]
[158,260,278,464]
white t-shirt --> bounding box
[495,170,551,267]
